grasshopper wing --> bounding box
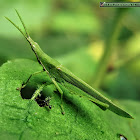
[57,65,133,119]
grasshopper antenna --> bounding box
[15,9,29,38]
[5,9,29,39]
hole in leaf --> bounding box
[20,84,36,99]
[20,83,52,109]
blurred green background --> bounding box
[0,0,140,139]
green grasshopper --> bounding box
[5,10,133,118]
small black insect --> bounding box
[35,95,51,109]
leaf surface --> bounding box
[0,59,138,140]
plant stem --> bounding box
[92,9,127,88]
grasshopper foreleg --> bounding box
[17,70,44,90]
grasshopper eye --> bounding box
[32,45,36,49]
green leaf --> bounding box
[0,59,138,140]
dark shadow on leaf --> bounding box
[20,84,36,99]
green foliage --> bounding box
[0,59,139,140]
[51,11,100,34]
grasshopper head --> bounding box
[27,37,40,52]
